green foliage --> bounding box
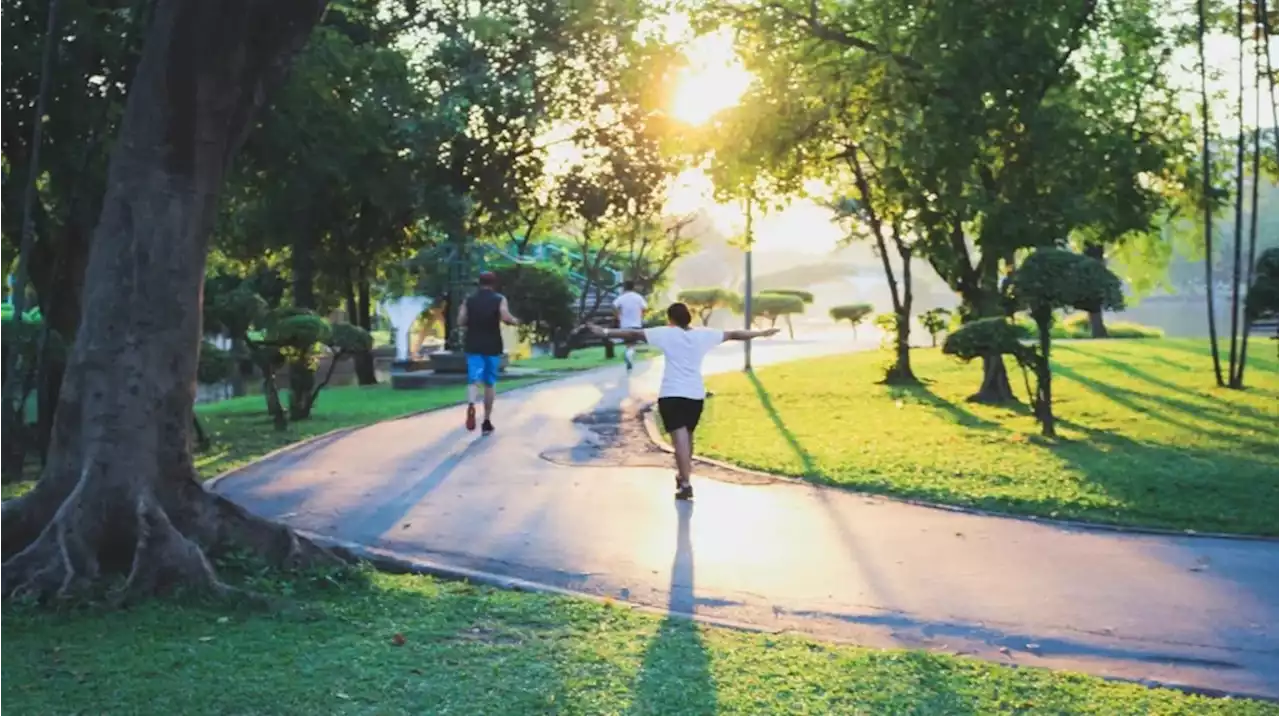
[197,341,236,385]
[267,310,331,352]
[1007,249,1126,321]
[751,293,806,322]
[677,287,743,325]
[1058,314,1164,339]
[494,264,576,345]
[328,323,373,354]
[1246,248,1278,320]
[205,283,268,340]
[0,305,41,322]
[919,308,952,346]
[761,289,814,304]
[871,313,899,348]
[829,304,874,328]
[942,318,1031,363]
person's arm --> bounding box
[585,324,646,342]
[722,327,780,341]
[499,297,520,326]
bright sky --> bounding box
[659,18,1279,258]
[662,28,843,255]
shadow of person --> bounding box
[627,500,718,715]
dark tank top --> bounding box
[463,289,504,356]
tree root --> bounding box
[2,470,99,600]
[195,488,347,569]
[3,471,351,603]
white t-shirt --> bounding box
[644,326,724,400]
[612,291,647,329]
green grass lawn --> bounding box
[696,339,1278,535]
[1,568,1267,715]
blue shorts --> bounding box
[466,354,501,386]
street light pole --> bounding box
[743,193,754,372]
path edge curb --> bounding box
[639,405,1278,543]
[203,375,566,492]
[302,529,1277,705]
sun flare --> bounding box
[668,31,753,126]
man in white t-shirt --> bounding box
[611,280,647,371]
[587,302,778,499]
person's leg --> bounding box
[670,427,693,485]
[623,338,635,369]
[481,355,499,433]
[464,355,482,430]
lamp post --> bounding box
[743,193,754,372]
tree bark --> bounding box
[1033,316,1056,438]
[1233,14,1266,388]
[1199,0,1225,386]
[847,152,917,384]
[292,231,316,310]
[2,0,337,602]
[1083,244,1109,338]
[354,276,377,385]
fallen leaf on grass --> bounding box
[391,633,406,646]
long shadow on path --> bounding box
[628,501,717,715]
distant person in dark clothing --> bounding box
[457,271,520,435]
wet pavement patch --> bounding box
[538,404,774,485]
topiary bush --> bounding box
[830,303,874,338]
[761,289,814,304]
[942,317,1031,363]
[1005,248,1125,437]
[751,293,806,338]
[677,287,743,326]
[197,341,236,385]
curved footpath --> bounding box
[210,331,1278,700]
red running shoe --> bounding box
[465,403,477,431]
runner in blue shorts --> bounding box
[457,272,520,435]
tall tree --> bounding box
[712,0,1192,400]
[2,0,334,601]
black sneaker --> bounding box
[481,420,495,436]
[675,483,694,500]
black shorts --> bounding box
[657,397,704,434]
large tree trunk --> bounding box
[2,0,337,602]
[965,295,1015,403]
[1083,244,1109,338]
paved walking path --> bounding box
[211,332,1279,699]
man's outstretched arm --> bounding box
[499,297,520,326]
[723,327,780,341]
[585,324,646,342]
